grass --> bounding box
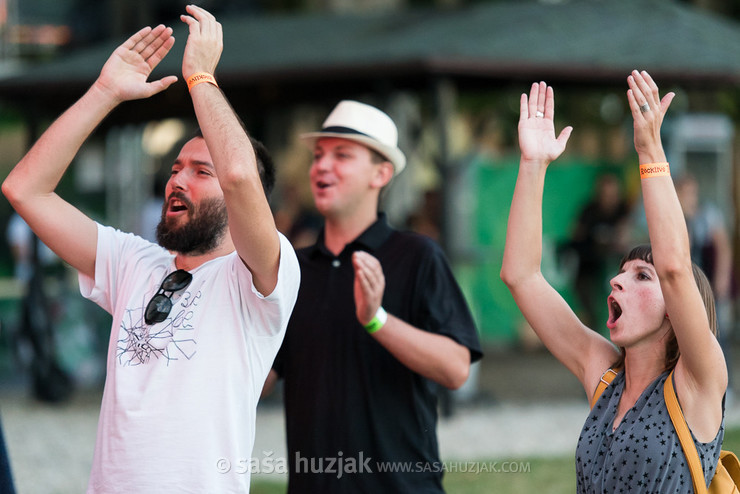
[724,426,740,451]
[249,427,740,494]
[250,483,287,494]
[440,456,576,494]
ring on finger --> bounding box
[535,111,544,118]
[639,103,650,113]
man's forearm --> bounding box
[189,82,280,294]
[189,83,261,190]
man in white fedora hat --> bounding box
[267,100,482,492]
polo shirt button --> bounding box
[332,259,341,268]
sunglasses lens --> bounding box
[145,294,172,325]
[144,270,192,325]
[161,270,193,291]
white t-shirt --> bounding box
[79,224,299,493]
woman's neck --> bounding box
[622,347,667,394]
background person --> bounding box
[676,172,735,398]
[0,413,14,494]
[6,212,73,403]
[570,173,632,327]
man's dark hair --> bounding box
[192,128,276,200]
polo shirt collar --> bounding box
[309,212,393,258]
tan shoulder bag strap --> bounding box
[590,368,621,409]
[664,369,708,494]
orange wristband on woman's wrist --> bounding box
[186,72,218,91]
[639,162,670,179]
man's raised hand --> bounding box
[95,25,177,104]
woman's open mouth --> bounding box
[607,296,622,329]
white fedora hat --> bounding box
[301,100,406,175]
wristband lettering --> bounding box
[639,162,670,179]
[186,72,218,91]
[364,307,388,334]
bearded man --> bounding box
[2,6,299,492]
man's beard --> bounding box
[156,194,228,255]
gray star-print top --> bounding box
[576,370,724,493]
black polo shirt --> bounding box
[273,213,482,493]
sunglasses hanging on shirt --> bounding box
[144,269,193,325]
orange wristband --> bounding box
[639,162,670,179]
[186,72,218,91]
